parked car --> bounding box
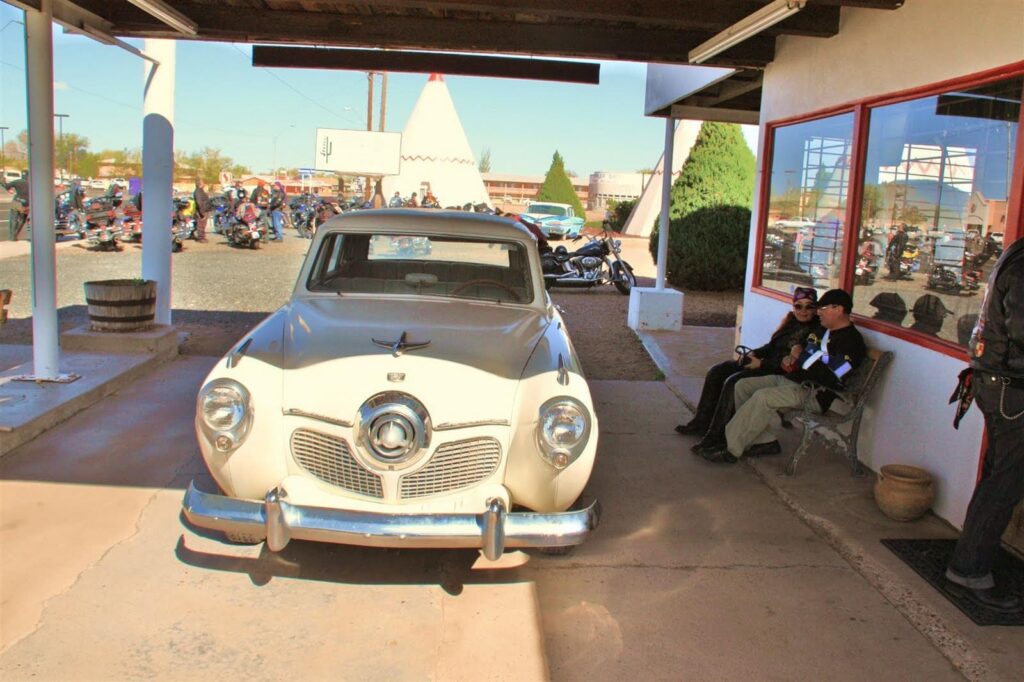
[183,209,601,559]
[89,178,106,190]
[773,217,816,230]
[522,201,585,240]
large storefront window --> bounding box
[760,113,854,294]
[852,77,1022,346]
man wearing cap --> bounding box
[945,236,1024,613]
[703,288,867,464]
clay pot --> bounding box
[874,464,935,522]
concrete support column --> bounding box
[627,116,684,332]
[25,0,59,379]
[141,39,175,325]
[656,117,675,291]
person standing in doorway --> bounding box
[945,237,1024,614]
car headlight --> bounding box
[536,397,592,470]
[197,379,253,453]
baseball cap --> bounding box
[817,289,853,313]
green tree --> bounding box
[536,150,585,218]
[649,121,755,290]
[55,132,89,177]
[478,147,492,173]
[605,198,637,231]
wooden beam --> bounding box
[809,0,904,8]
[111,7,778,66]
[252,45,601,84]
[669,104,760,125]
[688,73,763,107]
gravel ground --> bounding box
[0,231,740,381]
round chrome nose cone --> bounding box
[357,392,431,468]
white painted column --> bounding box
[24,0,59,379]
[656,117,675,291]
[627,116,684,332]
[141,39,175,325]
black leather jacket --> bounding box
[970,237,1024,379]
[752,316,824,373]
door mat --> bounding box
[881,538,1024,626]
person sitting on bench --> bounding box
[683,287,823,457]
[702,289,867,464]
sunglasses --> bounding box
[793,303,816,310]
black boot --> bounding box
[675,421,707,436]
[946,582,1023,613]
[691,434,726,454]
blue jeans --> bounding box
[271,209,284,240]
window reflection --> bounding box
[853,76,1021,346]
[761,113,854,295]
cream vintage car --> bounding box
[183,209,600,559]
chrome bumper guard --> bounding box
[182,482,601,560]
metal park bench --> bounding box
[780,348,894,476]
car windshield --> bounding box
[307,232,534,304]
[528,204,566,217]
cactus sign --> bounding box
[313,128,402,176]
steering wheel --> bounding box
[450,279,520,301]
[735,345,755,367]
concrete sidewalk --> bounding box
[0,324,1021,679]
[638,326,1023,681]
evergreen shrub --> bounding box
[536,151,586,219]
[649,122,755,290]
[605,198,637,231]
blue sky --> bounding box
[1,4,756,178]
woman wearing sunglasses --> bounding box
[677,287,823,453]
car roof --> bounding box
[328,209,534,241]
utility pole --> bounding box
[0,126,8,174]
[379,72,388,132]
[54,113,69,181]
[365,71,376,199]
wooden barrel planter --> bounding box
[84,279,157,332]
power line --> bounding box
[230,45,364,128]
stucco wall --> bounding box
[742,0,1024,526]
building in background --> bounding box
[587,171,650,210]
[482,172,588,209]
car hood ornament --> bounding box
[372,331,431,357]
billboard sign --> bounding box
[314,128,402,176]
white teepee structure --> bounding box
[621,120,701,237]
[383,74,491,207]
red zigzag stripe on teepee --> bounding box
[401,155,475,165]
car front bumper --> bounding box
[182,481,600,560]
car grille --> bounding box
[291,428,383,499]
[400,437,501,500]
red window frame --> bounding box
[752,60,1024,359]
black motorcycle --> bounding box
[540,221,636,295]
[926,263,980,295]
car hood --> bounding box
[281,297,550,425]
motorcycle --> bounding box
[853,255,877,285]
[926,263,981,295]
[540,220,636,295]
[227,202,265,249]
[172,197,198,242]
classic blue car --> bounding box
[523,202,585,240]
